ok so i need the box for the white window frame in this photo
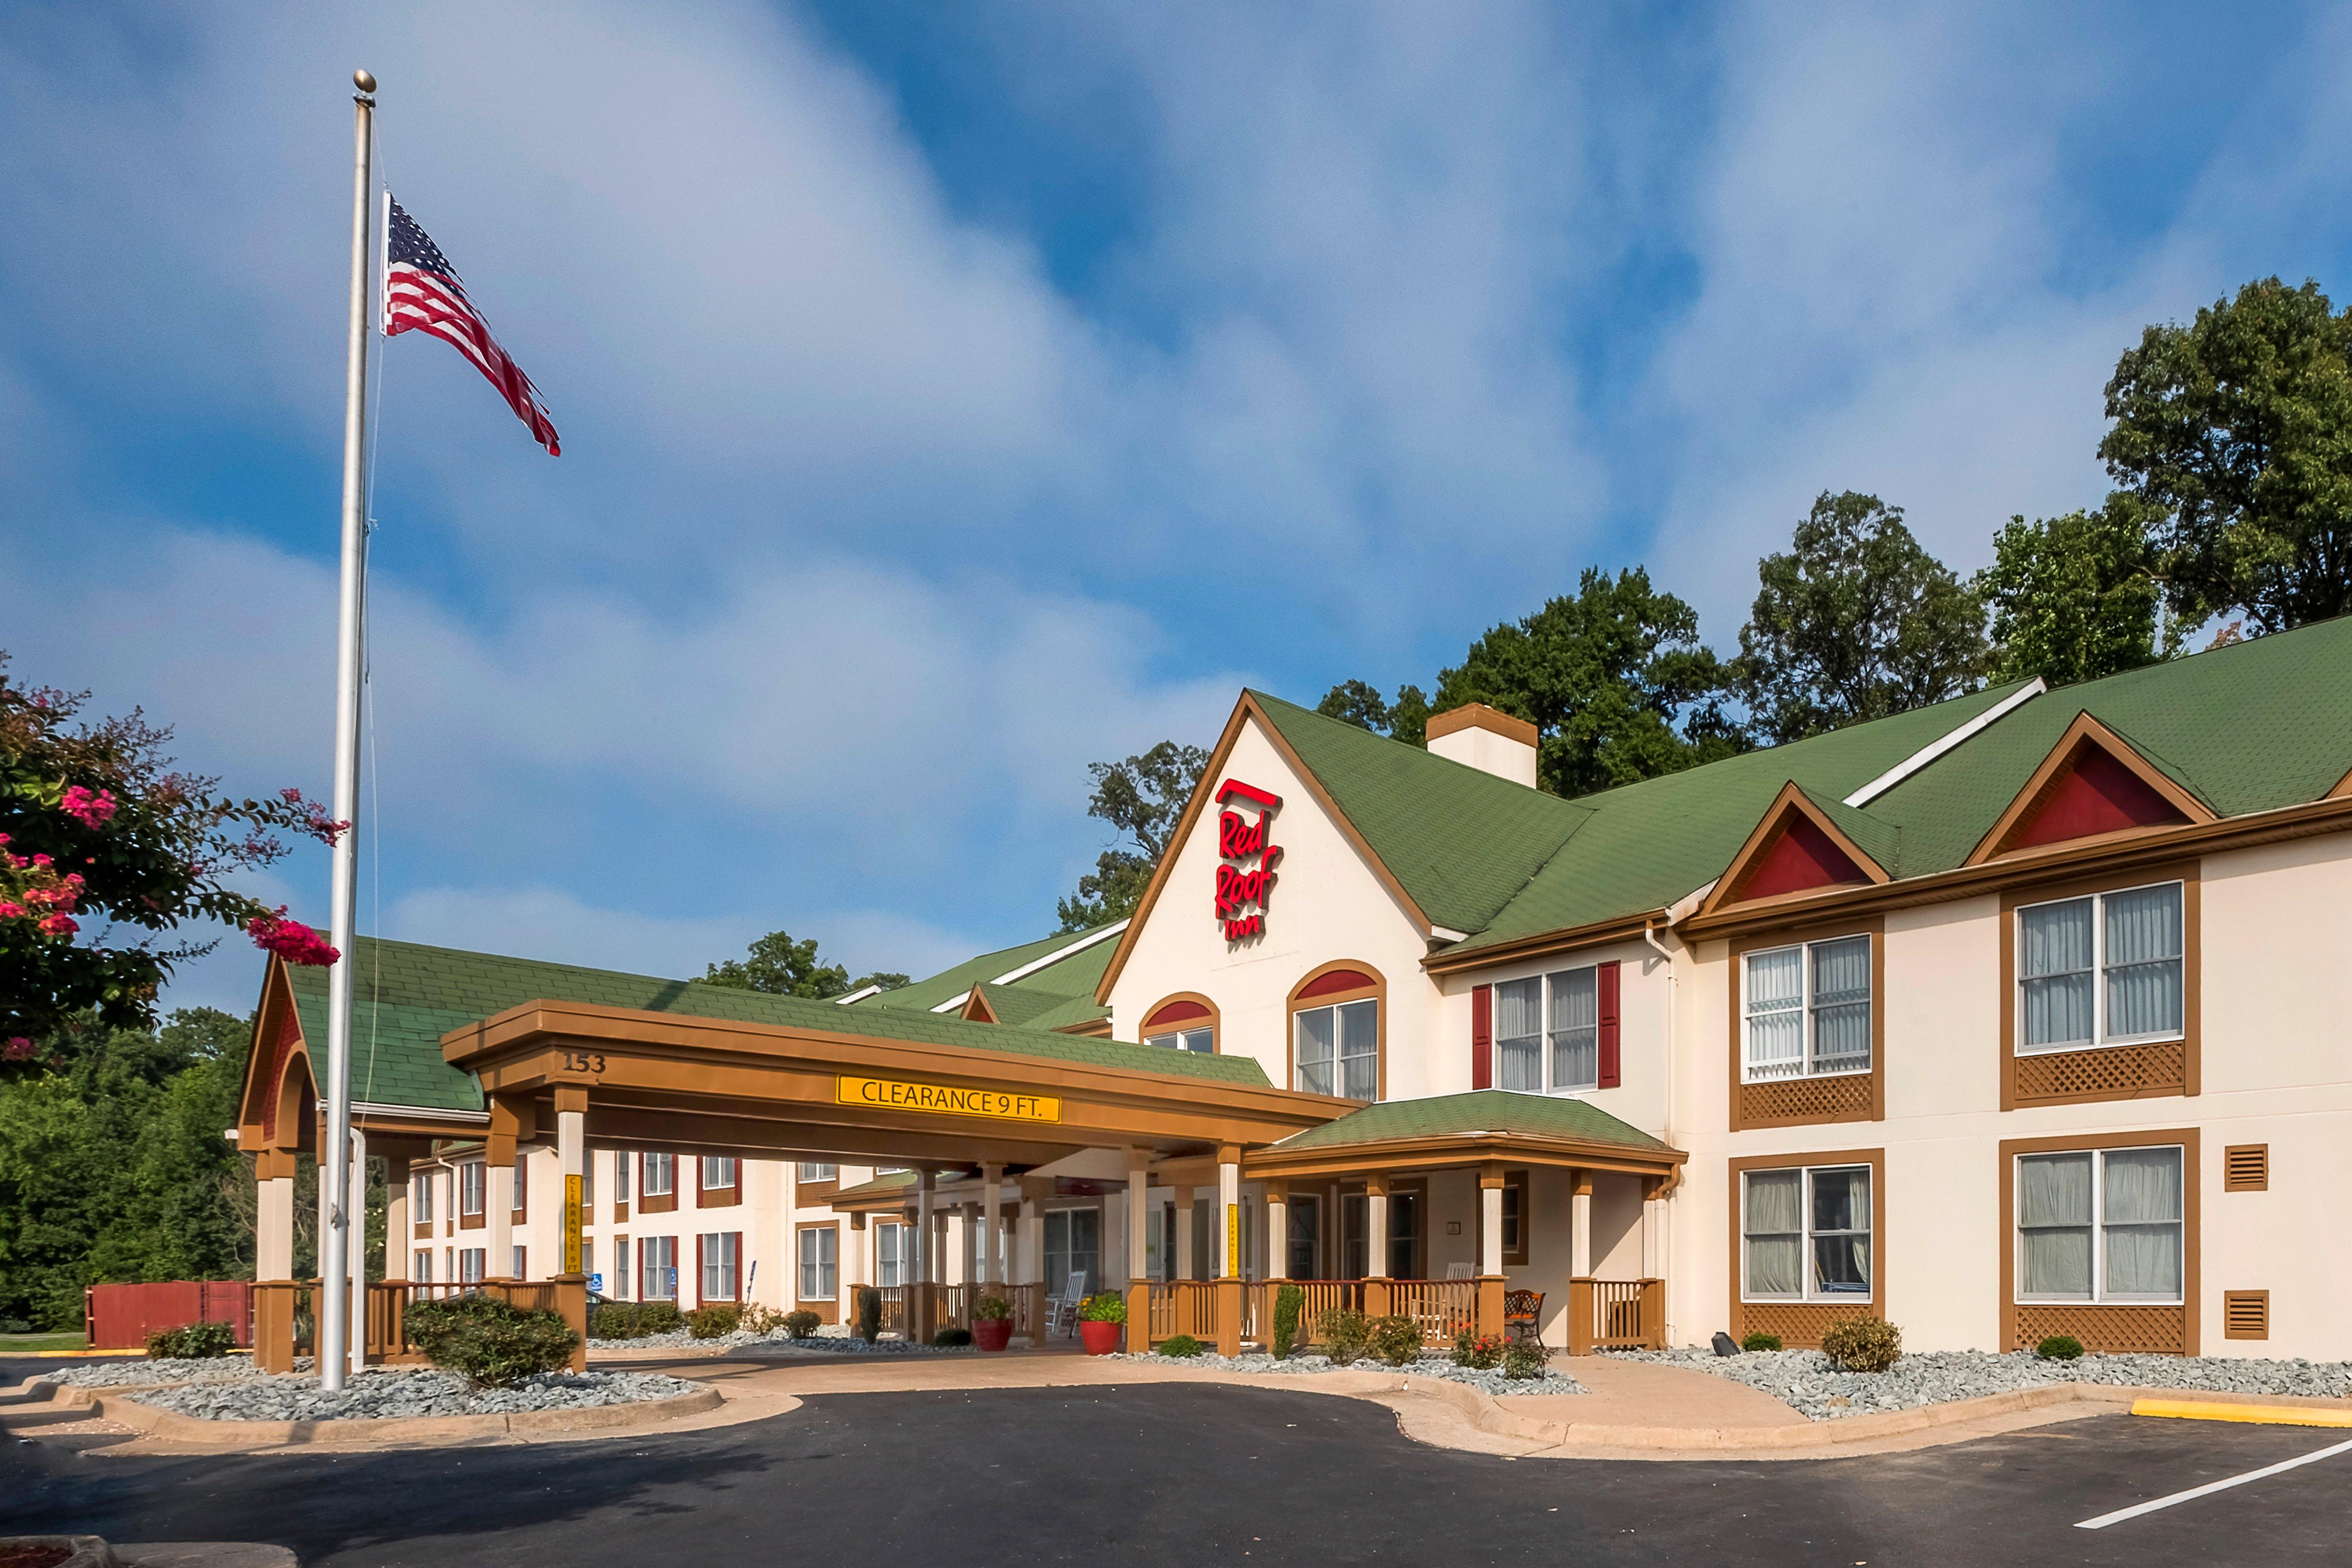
[2014,1145,2185,1305]
[1492,963,1601,1096]
[642,1235,678,1300]
[798,1225,838,1301]
[796,1163,838,1182]
[2014,880,2186,1055]
[510,1244,526,1279]
[643,1152,675,1198]
[412,1249,433,1283]
[613,1234,631,1300]
[458,1247,485,1284]
[700,1156,737,1192]
[1741,934,1873,1083]
[1145,1025,1215,1054]
[875,1221,906,1288]
[614,1151,630,1203]
[1294,997,1378,1100]
[412,1170,436,1225]
[459,1161,485,1217]
[1739,1163,1873,1303]
[701,1232,738,1302]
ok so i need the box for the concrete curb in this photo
[2131,1397,2352,1428]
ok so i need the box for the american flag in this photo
[381,195,560,455]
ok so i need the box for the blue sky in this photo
[5,1,2350,1015]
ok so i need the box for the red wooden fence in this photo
[84,1281,253,1350]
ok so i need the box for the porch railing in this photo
[1147,1281,1221,1343]
[1566,1277,1664,1354]
[875,1285,906,1339]
[1382,1279,1478,1348]
[254,1276,588,1374]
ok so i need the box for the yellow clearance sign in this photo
[836,1075,1063,1123]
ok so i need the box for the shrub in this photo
[1079,1293,1126,1325]
[933,1327,973,1347]
[1452,1331,1504,1370]
[1270,1284,1305,1360]
[405,1294,579,1387]
[146,1321,238,1360]
[1369,1314,1423,1367]
[1316,1308,1369,1366]
[854,1286,881,1343]
[1820,1316,1902,1374]
[588,1302,642,1340]
[2036,1334,2086,1361]
[1740,1331,1784,1353]
[1501,1340,1549,1381]
[782,1310,822,1339]
[633,1300,684,1336]
[972,1294,1013,1321]
[686,1305,740,1339]
[1158,1334,1206,1358]
[738,1303,786,1337]
[2,1317,36,1334]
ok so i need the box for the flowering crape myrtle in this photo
[0,654,346,1069]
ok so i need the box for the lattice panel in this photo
[2013,1041,2184,1105]
[2009,1303,2186,1354]
[1736,1301,1875,1349]
[1739,1072,1872,1128]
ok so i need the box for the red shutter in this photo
[732,1231,744,1302]
[1597,960,1621,1089]
[1471,984,1493,1090]
[694,1234,705,1310]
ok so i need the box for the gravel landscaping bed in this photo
[1109,1349,1586,1397]
[38,1356,279,1390]
[591,1328,971,1355]
[1607,1347,2352,1421]
[126,1366,702,1422]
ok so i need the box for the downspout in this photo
[1643,917,1677,1346]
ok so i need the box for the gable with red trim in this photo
[1705,783,1889,915]
[1971,713,2214,864]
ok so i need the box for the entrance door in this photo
[1288,1195,1321,1279]
[1044,1209,1100,1300]
[1388,1189,1421,1279]
[1341,1194,1368,1280]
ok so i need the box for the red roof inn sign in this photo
[1214,780,1282,942]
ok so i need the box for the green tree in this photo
[2102,277,2352,634]
[1734,492,1988,744]
[1979,496,2166,688]
[1057,741,1209,932]
[1432,567,1744,797]
[701,932,904,1000]
[1314,680,1431,746]
[1,655,344,1068]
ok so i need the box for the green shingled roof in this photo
[1269,1089,1672,1154]
[855,922,1124,1014]
[279,934,1270,1115]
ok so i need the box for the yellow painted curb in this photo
[2131,1397,2352,1428]
[4,1348,155,1359]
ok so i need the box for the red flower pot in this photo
[1079,1319,1123,1356]
[973,1318,1013,1352]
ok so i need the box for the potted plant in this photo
[1077,1292,1126,1355]
[971,1294,1014,1352]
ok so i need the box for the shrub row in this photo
[145,1320,238,1360]
[589,1300,683,1340]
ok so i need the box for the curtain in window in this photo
[2020,900,2094,1047]
[1296,1007,1336,1095]
[1743,1170,1802,1296]
[1495,978,1543,1092]
[1809,937,1871,1073]
[1744,948,1804,1079]
[2018,1152,2093,1297]
[1338,999,1379,1100]
[876,1224,902,1288]
[1809,1167,1871,1293]
[2103,1147,2183,1297]
[1550,967,1599,1089]
[2104,885,2183,1040]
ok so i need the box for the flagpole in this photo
[320,65,377,1393]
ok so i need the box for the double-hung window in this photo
[641,1235,677,1299]
[613,1234,631,1299]
[798,1226,838,1301]
[459,1247,486,1284]
[2017,882,2184,1052]
[643,1152,675,1198]
[1741,1165,1871,1300]
[875,1222,906,1288]
[1296,998,1377,1099]
[413,1249,433,1283]
[1495,966,1599,1093]
[797,1163,838,1182]
[2016,1145,2183,1302]
[1742,935,1871,1081]
[413,1171,436,1225]
[700,1156,737,1194]
[701,1232,738,1301]
[614,1151,630,1205]
[459,1161,485,1218]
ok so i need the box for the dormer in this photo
[1699,783,1892,918]
[1967,713,2213,864]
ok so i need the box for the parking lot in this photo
[5,1372,2349,1566]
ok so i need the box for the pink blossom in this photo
[30,853,51,868]
[0,902,24,919]
[3,1038,34,1063]
[247,908,340,967]
[60,784,117,828]
[38,913,77,936]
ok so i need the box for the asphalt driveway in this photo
[4,1381,2347,1565]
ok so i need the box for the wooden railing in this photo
[1148,1281,1221,1343]
[875,1285,906,1339]
[1566,1277,1664,1355]
[1386,1279,1479,1348]
[254,1276,588,1374]
[1283,1280,1363,1345]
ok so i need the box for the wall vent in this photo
[2223,1145,2269,1192]
[2222,1290,2270,1341]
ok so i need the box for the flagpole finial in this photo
[353,68,377,94]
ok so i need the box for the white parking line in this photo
[2076,1436,2352,1529]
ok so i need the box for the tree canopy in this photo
[1314,680,1431,746]
[701,930,904,999]
[1056,740,1209,932]
[1733,492,1989,745]
[1978,495,2164,688]
[2102,276,2352,635]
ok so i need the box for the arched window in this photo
[1142,994,1220,1054]
[1288,963,1385,1100]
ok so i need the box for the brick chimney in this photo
[1425,703,1538,787]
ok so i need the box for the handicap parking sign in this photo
[588,1273,603,1294]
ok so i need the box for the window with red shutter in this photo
[1597,961,1621,1088]
[1471,984,1492,1090]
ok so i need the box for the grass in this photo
[0,1331,89,1353]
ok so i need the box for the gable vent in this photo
[2223,1145,2269,1192]
[2222,1290,2270,1340]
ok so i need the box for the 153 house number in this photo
[561,1051,608,1074]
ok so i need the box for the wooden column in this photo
[1477,1163,1506,1342]
[1264,1180,1289,1281]
[1126,1149,1149,1289]
[383,1156,410,1283]
[982,1162,1004,1284]
[1570,1169,1593,1278]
